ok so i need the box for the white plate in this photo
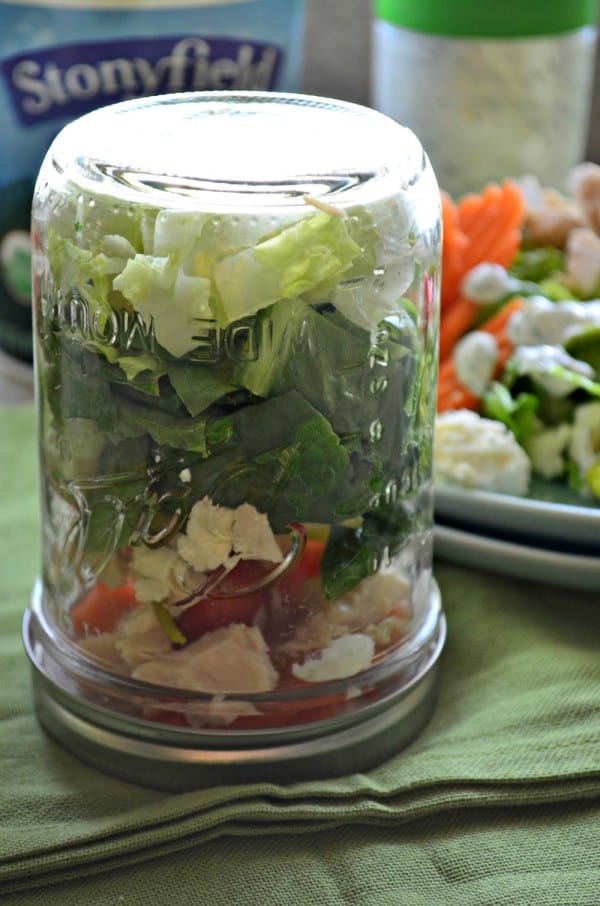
[434,523,600,591]
[435,478,600,550]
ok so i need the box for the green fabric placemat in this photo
[5,803,600,906]
[1,404,599,902]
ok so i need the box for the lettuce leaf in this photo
[482,382,539,445]
[212,212,361,325]
[113,254,212,358]
[166,361,237,417]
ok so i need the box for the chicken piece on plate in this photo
[568,162,600,234]
[565,227,600,296]
[522,186,587,249]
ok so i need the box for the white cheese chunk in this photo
[435,409,531,495]
[292,633,375,683]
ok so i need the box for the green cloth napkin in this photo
[1,404,599,904]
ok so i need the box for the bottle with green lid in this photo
[372,0,599,197]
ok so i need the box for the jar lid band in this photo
[374,0,598,38]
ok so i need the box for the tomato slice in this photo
[176,593,265,640]
[276,538,325,595]
[294,538,325,579]
[176,559,270,641]
[175,541,325,643]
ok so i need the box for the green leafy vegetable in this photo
[113,254,212,357]
[482,382,538,445]
[212,212,361,325]
[185,391,367,530]
[320,501,413,600]
[564,326,600,372]
[236,299,418,451]
[509,246,564,282]
[167,361,237,417]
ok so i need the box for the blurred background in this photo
[302,0,600,162]
[303,0,371,106]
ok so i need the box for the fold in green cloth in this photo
[1,405,599,901]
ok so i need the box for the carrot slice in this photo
[71,580,138,637]
[457,183,504,233]
[439,295,481,362]
[440,190,469,309]
[437,383,480,413]
[484,230,522,268]
[476,295,524,337]
[439,181,526,364]
[440,180,524,310]
[437,297,524,413]
[457,180,525,273]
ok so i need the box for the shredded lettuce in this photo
[212,212,361,325]
[113,254,212,358]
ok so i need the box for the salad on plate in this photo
[434,163,600,506]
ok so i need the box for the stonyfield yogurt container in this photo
[0,0,306,364]
[24,92,446,789]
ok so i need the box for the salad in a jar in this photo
[32,94,442,731]
[434,163,600,503]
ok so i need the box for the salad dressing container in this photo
[24,92,446,789]
[372,0,599,198]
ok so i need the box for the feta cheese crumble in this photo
[130,496,283,610]
[435,409,531,495]
[176,496,282,573]
[292,633,375,682]
[453,330,499,396]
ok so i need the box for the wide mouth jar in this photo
[27,92,444,786]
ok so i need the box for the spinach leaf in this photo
[180,391,369,530]
[235,299,418,451]
[320,501,413,600]
[167,361,237,417]
[113,395,209,453]
[46,339,119,430]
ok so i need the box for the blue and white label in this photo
[2,35,282,126]
[0,0,305,360]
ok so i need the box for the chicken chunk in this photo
[523,187,587,249]
[565,227,600,296]
[131,623,279,694]
[568,162,600,234]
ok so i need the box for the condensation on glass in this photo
[24,92,446,788]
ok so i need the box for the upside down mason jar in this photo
[24,92,446,789]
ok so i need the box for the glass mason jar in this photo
[25,92,446,788]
